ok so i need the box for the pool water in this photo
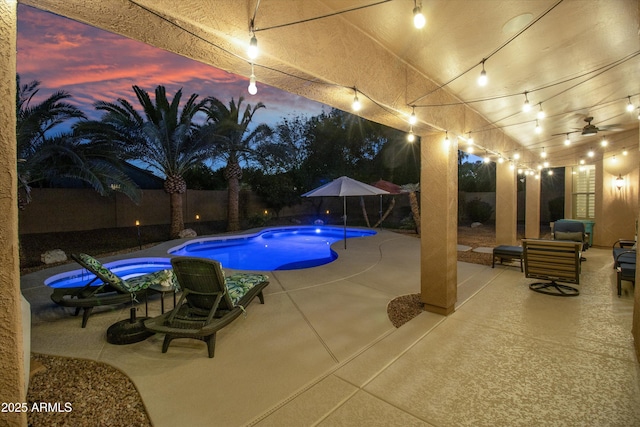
[45,226,376,288]
[168,226,376,270]
[45,257,172,289]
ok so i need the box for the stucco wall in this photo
[0,1,27,425]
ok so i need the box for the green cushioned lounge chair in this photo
[144,256,269,358]
[50,253,176,328]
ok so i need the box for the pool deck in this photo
[20,229,640,426]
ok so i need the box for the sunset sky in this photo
[16,4,327,131]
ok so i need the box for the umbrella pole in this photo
[343,196,347,249]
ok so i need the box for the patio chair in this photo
[553,220,588,261]
[144,257,269,358]
[613,239,636,269]
[523,239,582,297]
[615,250,636,296]
[50,253,174,328]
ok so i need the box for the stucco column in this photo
[495,161,517,245]
[525,174,541,238]
[0,1,26,425]
[420,134,457,315]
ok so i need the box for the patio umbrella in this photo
[302,176,389,248]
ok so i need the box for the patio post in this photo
[495,159,518,245]
[0,2,27,425]
[525,171,541,239]
[420,133,457,315]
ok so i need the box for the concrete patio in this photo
[21,229,640,426]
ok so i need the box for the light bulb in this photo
[467,145,474,154]
[623,148,628,156]
[564,135,571,146]
[478,68,487,86]
[579,159,585,165]
[514,152,520,160]
[247,35,258,60]
[612,155,617,162]
[509,163,515,171]
[540,147,546,158]
[467,135,474,145]
[627,96,634,112]
[537,164,543,170]
[517,168,523,174]
[483,155,490,163]
[543,161,549,168]
[523,93,531,112]
[537,103,546,119]
[444,131,450,145]
[409,108,417,125]
[248,74,257,95]
[600,136,608,147]
[498,156,504,164]
[548,170,554,176]
[352,93,361,111]
[413,6,426,29]
[407,129,415,142]
[535,120,542,134]
[535,174,540,180]
[588,149,595,158]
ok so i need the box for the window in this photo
[572,165,595,219]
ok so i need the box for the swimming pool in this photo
[45,226,376,288]
[45,257,172,289]
[168,226,376,270]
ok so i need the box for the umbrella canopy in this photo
[370,179,403,195]
[302,176,389,197]
[303,176,389,249]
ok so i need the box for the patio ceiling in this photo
[24,0,640,169]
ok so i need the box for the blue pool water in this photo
[168,226,376,270]
[45,226,376,288]
[45,257,172,289]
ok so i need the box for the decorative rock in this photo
[41,249,67,264]
[470,222,483,228]
[178,228,197,238]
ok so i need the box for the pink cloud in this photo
[17,4,325,128]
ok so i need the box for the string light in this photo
[509,162,515,171]
[522,92,531,112]
[483,152,490,163]
[627,96,635,112]
[543,161,549,168]
[467,133,474,145]
[623,148,628,156]
[478,60,488,86]
[540,147,547,158]
[409,107,417,125]
[513,150,520,160]
[600,136,608,147]
[352,89,361,111]
[444,130,450,145]
[548,170,554,176]
[579,159,585,165]
[564,134,571,146]
[535,119,542,134]
[248,63,257,95]
[498,156,504,164]
[587,148,595,158]
[247,22,258,60]
[536,103,546,119]
[517,168,523,174]
[407,127,415,142]
[413,2,426,29]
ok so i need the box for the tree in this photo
[201,96,271,231]
[16,75,140,209]
[80,85,210,238]
[401,183,421,235]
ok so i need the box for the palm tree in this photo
[201,96,271,231]
[401,183,420,235]
[81,85,210,238]
[16,75,140,209]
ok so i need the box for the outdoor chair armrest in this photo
[613,239,636,249]
[616,250,637,266]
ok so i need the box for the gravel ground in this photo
[26,223,541,425]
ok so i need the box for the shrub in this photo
[466,198,493,223]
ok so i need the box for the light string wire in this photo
[408,0,564,106]
[254,0,392,32]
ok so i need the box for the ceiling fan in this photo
[553,116,622,138]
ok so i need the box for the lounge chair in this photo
[51,253,175,328]
[613,239,636,269]
[553,220,588,261]
[523,239,582,296]
[144,257,269,358]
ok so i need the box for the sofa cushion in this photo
[554,231,584,242]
